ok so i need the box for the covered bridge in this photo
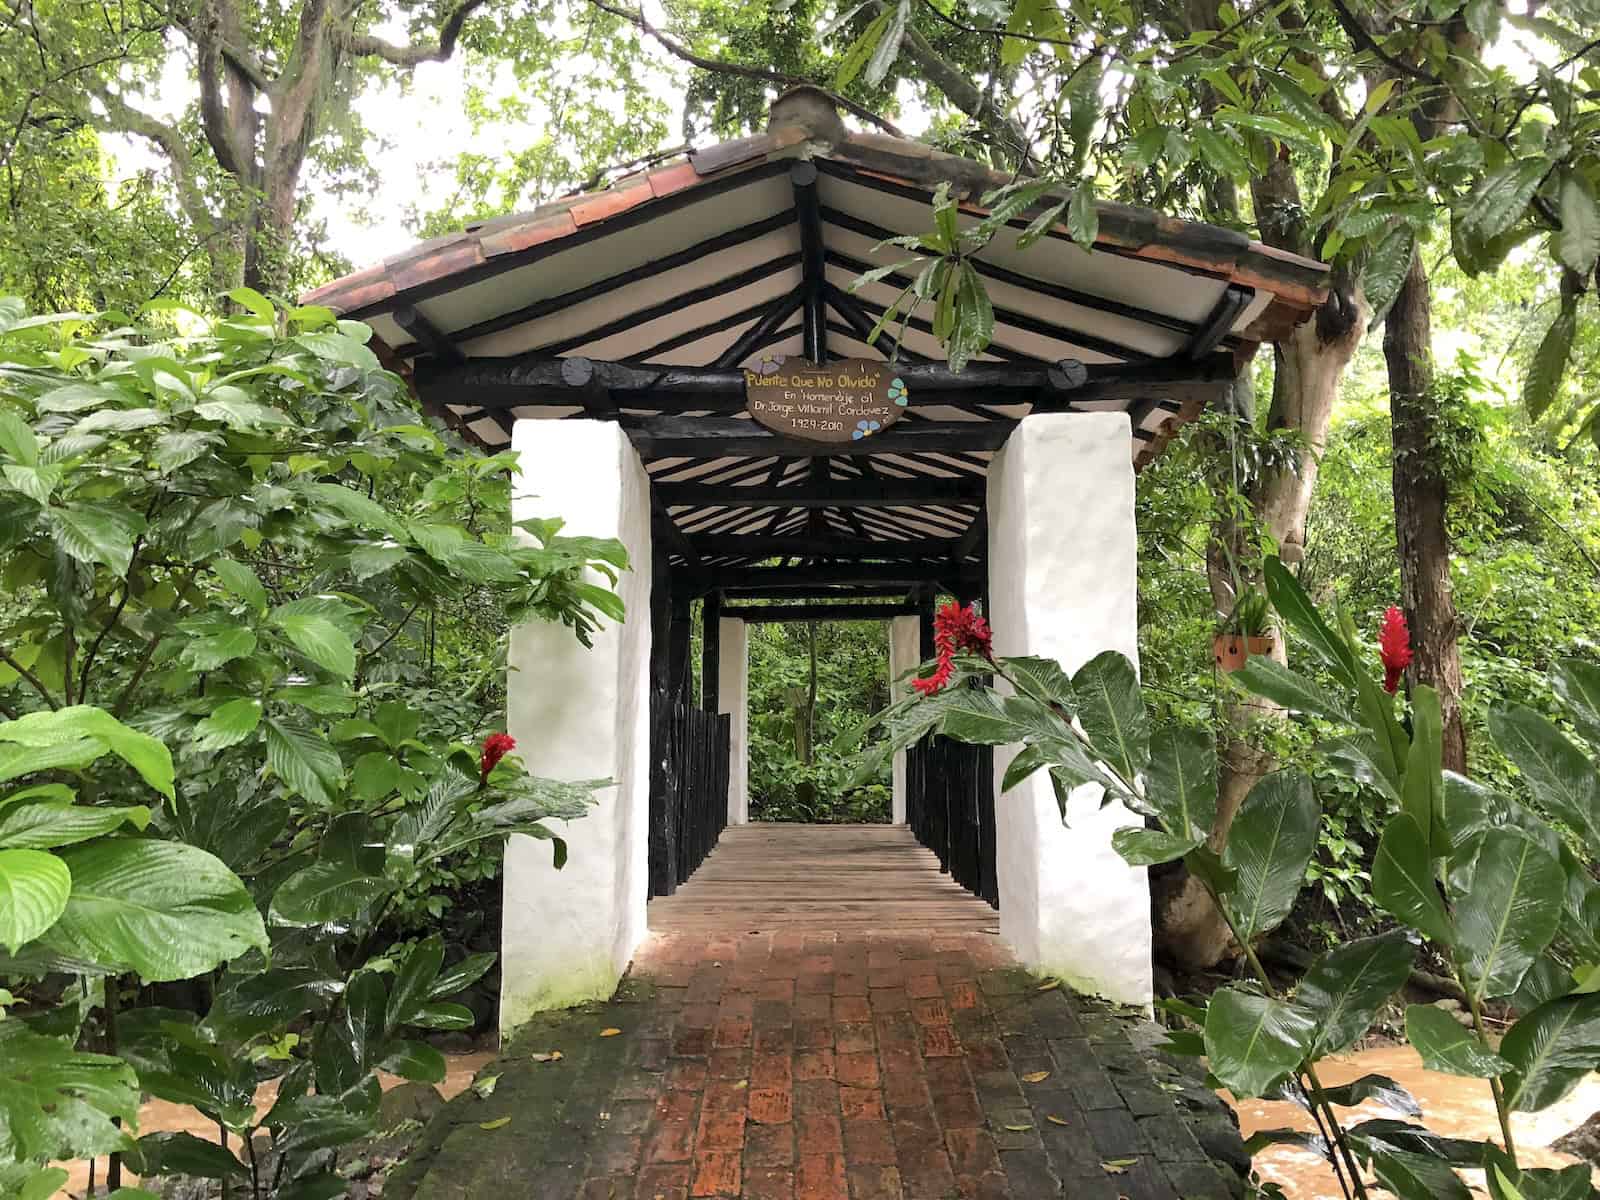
[307,88,1329,1029]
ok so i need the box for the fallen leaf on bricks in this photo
[1036,980,1060,991]
[599,1028,622,1037]
[1046,1115,1070,1126]
[531,1050,563,1063]
[472,1073,500,1097]
[1101,1159,1136,1174]
[1003,1124,1033,1132]
[1020,1070,1051,1084]
[479,1117,511,1130]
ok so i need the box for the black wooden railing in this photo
[649,701,730,897]
[907,735,998,907]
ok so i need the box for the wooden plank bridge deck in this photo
[646,822,1001,936]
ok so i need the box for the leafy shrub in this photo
[0,294,625,1198]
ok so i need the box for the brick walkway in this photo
[388,930,1242,1200]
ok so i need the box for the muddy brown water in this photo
[54,1045,1600,1198]
[1229,1045,1600,1198]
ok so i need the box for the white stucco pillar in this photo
[718,617,749,824]
[986,412,1153,1008]
[887,615,920,825]
[502,420,652,1031]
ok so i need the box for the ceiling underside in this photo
[309,125,1328,588]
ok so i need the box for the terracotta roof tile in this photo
[569,177,653,226]
[647,161,702,200]
[689,133,777,175]
[387,239,486,292]
[479,210,580,258]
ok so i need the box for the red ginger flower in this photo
[1379,606,1412,694]
[912,601,994,696]
[480,732,516,782]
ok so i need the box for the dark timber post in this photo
[668,595,693,706]
[648,542,677,896]
[702,591,721,712]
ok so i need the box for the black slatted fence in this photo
[906,735,998,907]
[649,701,730,897]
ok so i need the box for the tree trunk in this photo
[1385,251,1467,772]
[1153,275,1368,970]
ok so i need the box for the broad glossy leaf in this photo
[0,802,149,849]
[1463,159,1549,239]
[132,1130,246,1180]
[1485,1147,1592,1200]
[1373,814,1454,945]
[1317,1073,1421,1117]
[0,737,105,783]
[44,841,265,981]
[0,1021,139,1160]
[180,627,257,671]
[0,705,174,799]
[1202,987,1315,1097]
[1346,1117,1486,1165]
[1296,930,1415,1057]
[0,848,70,950]
[1456,829,1563,1004]
[999,656,1075,710]
[47,502,143,575]
[1441,771,1502,859]
[271,861,389,926]
[1501,992,1600,1111]
[1262,557,1355,684]
[1224,771,1318,939]
[210,558,267,613]
[387,934,444,1032]
[1406,1004,1511,1078]
[1553,657,1600,750]
[1558,169,1600,276]
[272,612,356,680]
[192,698,263,752]
[1321,734,1402,804]
[264,719,343,807]
[428,951,496,1001]
[1145,727,1216,843]
[1070,651,1148,782]
[1231,656,1354,724]
[377,1039,447,1083]
[1525,302,1576,419]
[1401,686,1445,857]
[1110,826,1201,866]
[1370,1146,1472,1200]
[1488,704,1600,852]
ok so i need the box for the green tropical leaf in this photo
[1373,814,1455,945]
[1488,703,1600,853]
[0,410,38,466]
[1070,651,1148,782]
[192,698,263,752]
[1145,727,1217,843]
[1406,1004,1511,1078]
[1370,1145,1472,1200]
[834,7,891,89]
[1317,1073,1422,1117]
[0,802,150,849]
[0,1021,139,1160]
[44,840,266,981]
[1232,656,1355,724]
[272,612,356,680]
[1111,826,1202,865]
[1557,169,1600,276]
[387,934,445,1032]
[132,1131,246,1180]
[1463,159,1550,239]
[264,719,344,806]
[1203,987,1316,1097]
[377,1039,447,1084]
[1552,657,1600,749]
[48,502,144,576]
[1456,829,1564,1005]
[1296,930,1416,1057]
[1401,686,1445,857]
[271,862,390,926]
[180,627,257,671]
[1067,181,1099,246]
[1500,992,1600,1111]
[0,848,71,951]
[427,951,496,1001]
[1224,771,1318,939]
[0,706,174,799]
[1524,301,1576,419]
[1262,558,1356,685]
[211,558,268,613]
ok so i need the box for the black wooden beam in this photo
[1185,285,1254,360]
[723,602,921,623]
[720,583,912,601]
[624,416,1012,460]
[393,304,464,365]
[952,505,987,563]
[714,287,806,368]
[701,591,721,711]
[653,511,702,567]
[824,283,932,365]
[681,562,977,595]
[688,533,958,559]
[414,351,1229,411]
[793,161,828,364]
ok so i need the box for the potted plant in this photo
[1213,587,1275,672]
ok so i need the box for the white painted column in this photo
[502,420,652,1032]
[986,412,1153,1008]
[887,615,920,825]
[718,617,749,825]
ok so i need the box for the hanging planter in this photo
[1214,588,1276,674]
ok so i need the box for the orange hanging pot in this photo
[1214,633,1276,673]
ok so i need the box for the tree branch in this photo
[0,644,59,710]
[340,0,489,65]
[582,0,907,138]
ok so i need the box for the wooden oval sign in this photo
[743,355,910,443]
